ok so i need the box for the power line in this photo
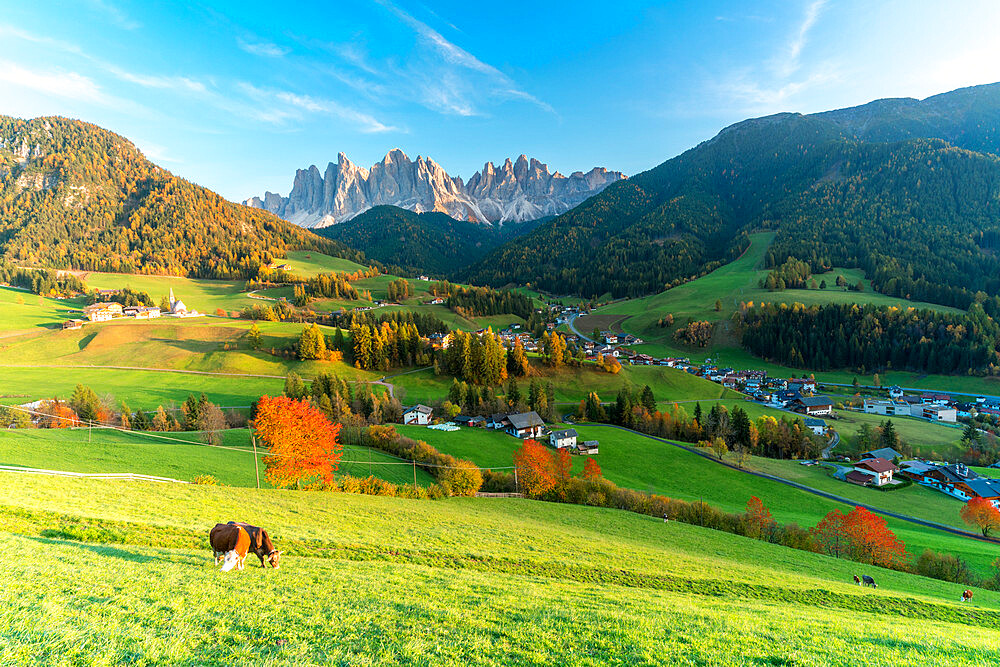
[1,404,517,471]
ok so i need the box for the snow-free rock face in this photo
[245,150,625,227]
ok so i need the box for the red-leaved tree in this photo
[581,458,602,481]
[744,496,775,539]
[554,448,573,486]
[811,506,908,568]
[253,395,343,488]
[960,497,1000,537]
[513,439,557,497]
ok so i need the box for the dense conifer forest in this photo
[737,302,1000,374]
[0,116,363,279]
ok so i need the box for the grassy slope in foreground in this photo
[0,474,998,665]
[397,422,1000,575]
[0,428,433,488]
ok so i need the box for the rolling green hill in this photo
[465,83,1000,313]
[316,205,541,277]
[398,421,1000,576]
[0,473,998,664]
[0,116,363,279]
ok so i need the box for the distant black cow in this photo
[228,521,281,569]
[853,575,861,585]
[862,575,877,588]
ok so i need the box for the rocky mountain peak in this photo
[245,151,625,227]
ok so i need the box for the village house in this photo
[853,457,899,486]
[402,404,433,425]
[900,462,1000,507]
[860,447,902,461]
[804,418,827,436]
[487,413,511,430]
[576,440,599,455]
[550,428,578,449]
[910,403,957,423]
[787,379,817,394]
[863,399,910,416]
[507,411,545,439]
[454,415,485,428]
[792,395,834,416]
[888,386,904,399]
[82,302,124,322]
[62,319,84,330]
[921,393,952,406]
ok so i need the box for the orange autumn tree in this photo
[811,506,908,568]
[39,400,79,428]
[554,448,573,486]
[960,497,1000,537]
[744,496,775,539]
[513,439,557,497]
[253,395,343,488]
[581,458,602,481]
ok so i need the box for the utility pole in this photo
[369,447,372,477]
[514,468,519,494]
[412,459,416,487]
[88,421,92,444]
[251,432,261,490]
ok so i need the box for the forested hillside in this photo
[465,83,1000,304]
[316,205,539,277]
[0,116,362,279]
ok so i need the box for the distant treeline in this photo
[446,286,533,319]
[737,302,1000,374]
[0,263,86,296]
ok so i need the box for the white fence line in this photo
[0,465,189,484]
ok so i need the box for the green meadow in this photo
[0,286,84,333]
[391,362,741,406]
[397,421,1000,577]
[1,474,998,665]
[0,427,433,488]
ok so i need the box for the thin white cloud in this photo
[0,59,106,103]
[85,0,141,30]
[372,0,554,116]
[237,38,290,58]
[778,0,828,77]
[0,23,208,95]
[236,83,398,133]
[712,0,836,115]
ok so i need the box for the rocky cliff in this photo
[245,150,624,227]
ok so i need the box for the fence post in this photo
[514,468,519,493]
[412,459,416,487]
[251,432,261,490]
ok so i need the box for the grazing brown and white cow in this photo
[227,521,282,569]
[853,575,861,585]
[210,523,251,572]
[962,589,974,602]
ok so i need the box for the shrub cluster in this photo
[342,424,484,497]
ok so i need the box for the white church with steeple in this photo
[165,288,201,318]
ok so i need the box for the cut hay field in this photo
[389,362,741,406]
[582,233,985,396]
[830,408,963,457]
[279,250,370,277]
[0,427,433,488]
[0,286,85,333]
[397,422,1000,577]
[1,474,998,665]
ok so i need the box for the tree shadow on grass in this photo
[27,534,205,566]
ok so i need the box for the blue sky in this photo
[3,1,1000,201]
